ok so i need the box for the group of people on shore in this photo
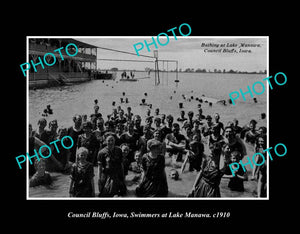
[29,100,267,198]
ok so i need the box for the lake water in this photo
[29,72,267,130]
[28,71,267,198]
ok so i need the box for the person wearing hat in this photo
[77,121,99,165]
[135,139,168,197]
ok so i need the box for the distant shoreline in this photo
[100,69,267,75]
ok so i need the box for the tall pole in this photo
[176,61,179,88]
[95,47,97,72]
[156,58,160,85]
[154,50,159,86]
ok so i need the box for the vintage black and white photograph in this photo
[27,36,268,199]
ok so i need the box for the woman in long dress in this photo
[135,139,168,197]
[97,135,127,197]
[189,144,224,197]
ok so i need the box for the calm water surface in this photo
[29,72,267,129]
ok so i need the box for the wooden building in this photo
[29,38,97,89]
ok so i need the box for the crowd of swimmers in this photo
[29,99,267,198]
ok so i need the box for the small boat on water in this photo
[119,76,150,82]
[120,78,138,82]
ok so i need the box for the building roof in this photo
[29,38,97,62]
[65,38,97,48]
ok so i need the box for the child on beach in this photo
[69,147,95,197]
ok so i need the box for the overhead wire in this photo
[96,46,154,59]
[95,45,178,86]
[97,58,154,63]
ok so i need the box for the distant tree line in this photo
[179,68,267,74]
[109,67,267,74]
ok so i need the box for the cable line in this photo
[96,46,154,59]
[97,58,154,63]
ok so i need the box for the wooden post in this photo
[95,47,97,72]
[176,61,179,88]
[153,50,159,86]
[154,58,160,86]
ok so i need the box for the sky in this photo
[77,37,268,72]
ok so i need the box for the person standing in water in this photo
[135,139,168,197]
[97,135,126,197]
[244,119,259,146]
[189,144,224,197]
[77,121,98,165]
[69,147,95,197]
[67,115,83,163]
